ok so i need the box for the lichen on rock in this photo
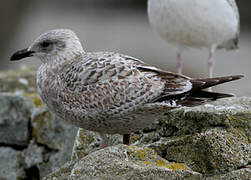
[45,97,251,179]
[69,145,201,180]
[1,68,250,180]
[0,68,78,180]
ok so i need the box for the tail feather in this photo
[176,91,234,107]
[191,75,244,90]
[154,75,243,107]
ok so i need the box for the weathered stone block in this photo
[45,145,202,180]
[0,147,25,180]
[0,94,34,146]
[45,97,251,179]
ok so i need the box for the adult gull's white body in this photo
[148,0,240,77]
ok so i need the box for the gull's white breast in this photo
[148,0,239,48]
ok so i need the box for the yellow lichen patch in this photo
[78,132,95,144]
[23,92,45,108]
[135,149,147,160]
[227,116,233,121]
[156,160,169,168]
[131,135,138,142]
[72,169,81,175]
[156,160,187,171]
[142,161,152,165]
[127,146,152,161]
[31,111,52,143]
[128,145,138,150]
[33,111,50,126]
[167,163,187,171]
[33,97,44,108]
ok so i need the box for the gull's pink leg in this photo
[208,45,217,79]
[176,51,183,74]
[100,133,108,148]
[123,134,131,145]
[208,45,217,91]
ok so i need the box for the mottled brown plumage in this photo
[10,29,243,147]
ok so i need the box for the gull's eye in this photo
[40,41,52,48]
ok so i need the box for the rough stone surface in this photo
[146,97,251,175]
[0,93,78,179]
[157,128,249,175]
[45,97,251,179]
[0,67,37,93]
[1,69,251,180]
[205,168,251,180]
[0,94,34,146]
[41,162,75,180]
[0,69,78,180]
[21,139,44,169]
[0,147,25,180]
[32,108,77,151]
[71,128,122,162]
[32,107,78,177]
[46,145,203,180]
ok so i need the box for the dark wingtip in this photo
[231,75,244,80]
[192,75,244,90]
[10,48,34,61]
[216,93,235,98]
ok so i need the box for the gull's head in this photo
[10,29,83,63]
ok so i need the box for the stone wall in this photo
[0,68,250,179]
[0,68,78,179]
[44,98,251,179]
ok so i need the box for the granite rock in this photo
[45,97,251,179]
[1,69,250,179]
[21,139,44,169]
[0,67,36,93]
[45,145,203,180]
[0,69,78,179]
[157,128,249,175]
[0,147,25,180]
[31,107,78,151]
[0,94,34,146]
[205,168,251,180]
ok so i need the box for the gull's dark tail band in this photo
[155,75,244,107]
[177,75,244,107]
[191,75,244,91]
[176,91,234,107]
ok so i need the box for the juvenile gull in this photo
[10,29,243,147]
[148,0,240,77]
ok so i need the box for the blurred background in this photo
[1,0,251,96]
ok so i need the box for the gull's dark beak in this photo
[10,48,35,61]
